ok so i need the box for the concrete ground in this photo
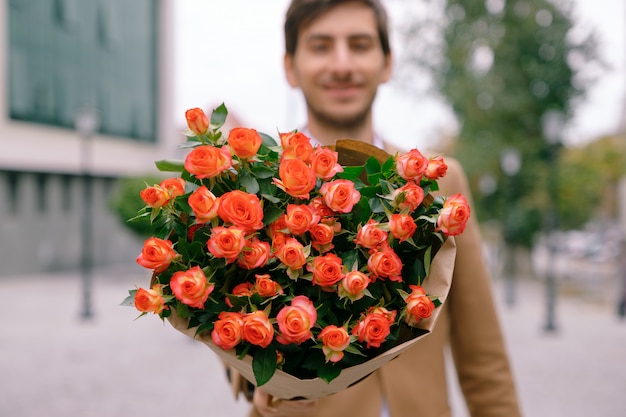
[1,263,625,417]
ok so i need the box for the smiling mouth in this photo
[323,84,362,99]
[324,84,360,90]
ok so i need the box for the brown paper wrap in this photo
[167,236,456,400]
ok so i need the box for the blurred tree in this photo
[392,0,602,246]
[109,175,164,238]
[558,134,626,230]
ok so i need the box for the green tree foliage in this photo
[109,175,164,238]
[557,135,626,230]
[392,0,602,246]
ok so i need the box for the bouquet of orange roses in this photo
[123,104,470,399]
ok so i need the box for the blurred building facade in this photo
[0,0,178,276]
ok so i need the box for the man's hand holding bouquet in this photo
[122,104,470,400]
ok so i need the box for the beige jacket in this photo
[236,150,522,417]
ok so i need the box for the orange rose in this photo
[309,197,334,218]
[136,237,176,272]
[270,232,289,253]
[237,238,271,270]
[228,127,262,159]
[226,282,255,308]
[188,186,220,223]
[134,285,166,314]
[232,282,254,297]
[159,177,186,198]
[352,307,396,348]
[393,181,425,212]
[218,190,264,232]
[367,245,403,282]
[273,158,316,199]
[310,222,335,253]
[254,274,284,298]
[425,156,448,180]
[276,295,317,345]
[140,186,170,208]
[310,147,343,180]
[437,193,471,236]
[388,214,417,243]
[284,204,319,235]
[185,107,209,135]
[318,325,350,363]
[309,253,344,287]
[396,149,428,181]
[338,271,371,301]
[170,266,214,309]
[242,310,274,348]
[184,145,232,179]
[207,226,246,264]
[280,131,313,161]
[211,311,244,350]
[404,285,435,327]
[268,215,289,238]
[319,179,361,213]
[354,220,388,249]
[275,238,307,270]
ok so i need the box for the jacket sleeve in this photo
[439,158,523,416]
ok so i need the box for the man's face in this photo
[284,2,392,129]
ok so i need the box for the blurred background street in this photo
[1,256,624,417]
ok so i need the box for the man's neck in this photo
[305,116,375,147]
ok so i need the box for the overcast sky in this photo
[172,0,625,150]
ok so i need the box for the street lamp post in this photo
[500,149,522,307]
[75,108,100,320]
[542,110,564,333]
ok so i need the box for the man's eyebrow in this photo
[304,33,377,42]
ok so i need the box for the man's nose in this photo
[329,43,354,76]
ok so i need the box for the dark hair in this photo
[284,0,391,56]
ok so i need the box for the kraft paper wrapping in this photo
[167,236,456,400]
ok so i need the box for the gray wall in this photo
[0,170,142,277]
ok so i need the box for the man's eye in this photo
[351,41,373,52]
[309,42,330,52]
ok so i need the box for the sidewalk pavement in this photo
[1,264,625,417]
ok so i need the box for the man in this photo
[234,1,523,416]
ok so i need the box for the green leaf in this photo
[210,103,228,129]
[365,157,381,175]
[263,205,284,226]
[423,245,432,278]
[408,257,426,286]
[379,179,395,195]
[120,290,137,307]
[178,141,202,149]
[366,172,382,186]
[252,347,278,386]
[261,193,280,204]
[176,302,190,318]
[259,132,278,147]
[251,165,276,179]
[340,250,358,273]
[381,157,395,177]
[318,362,342,383]
[337,166,364,180]
[240,172,260,194]
[368,197,385,214]
[155,159,185,173]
